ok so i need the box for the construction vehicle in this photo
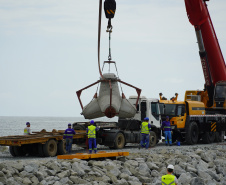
[159,0,226,145]
[73,96,162,149]
[0,130,86,157]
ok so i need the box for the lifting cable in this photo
[97,0,116,80]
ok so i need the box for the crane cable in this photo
[98,0,104,80]
[98,0,116,80]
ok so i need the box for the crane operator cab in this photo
[214,82,226,111]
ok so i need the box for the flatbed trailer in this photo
[0,130,86,157]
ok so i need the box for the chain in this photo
[107,19,113,61]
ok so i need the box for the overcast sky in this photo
[0,0,226,117]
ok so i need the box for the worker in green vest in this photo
[162,164,178,185]
[140,117,151,149]
[86,120,99,154]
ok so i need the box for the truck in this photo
[73,96,163,149]
[158,0,226,144]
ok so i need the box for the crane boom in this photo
[185,0,226,109]
[185,0,226,84]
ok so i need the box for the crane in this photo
[184,0,226,113]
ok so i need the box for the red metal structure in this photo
[185,0,226,109]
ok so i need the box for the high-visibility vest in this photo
[24,127,29,135]
[162,174,176,185]
[141,122,150,134]
[88,125,96,138]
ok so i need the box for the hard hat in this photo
[26,122,30,125]
[167,164,174,170]
[166,116,169,119]
[144,117,149,121]
[68,123,72,126]
[90,120,94,124]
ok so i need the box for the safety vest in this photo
[162,174,176,185]
[141,122,150,134]
[88,125,96,138]
[24,127,29,135]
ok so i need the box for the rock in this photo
[46,169,56,176]
[115,179,129,185]
[39,180,47,185]
[80,163,92,173]
[138,163,150,177]
[22,177,32,185]
[72,162,85,176]
[109,167,121,177]
[36,171,45,181]
[128,181,142,185]
[60,177,69,184]
[57,170,70,178]
[198,170,212,180]
[128,176,140,182]
[190,177,205,185]
[151,170,159,177]
[46,161,61,172]
[106,172,117,183]
[174,165,186,176]
[206,170,220,182]
[201,152,212,163]
[119,173,129,180]
[53,182,62,185]
[121,167,132,176]
[0,172,6,184]
[186,165,197,173]
[137,176,151,183]
[147,162,159,171]
[134,158,145,163]
[124,160,138,168]
[70,176,89,184]
[11,162,24,172]
[31,176,39,185]
[178,173,192,185]
[196,160,208,171]
[0,163,6,171]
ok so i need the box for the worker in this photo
[24,122,31,135]
[161,116,172,146]
[63,123,76,154]
[87,120,99,154]
[140,117,151,149]
[162,164,178,185]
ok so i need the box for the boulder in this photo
[197,170,212,180]
[174,165,186,176]
[146,162,159,171]
[22,177,32,185]
[206,170,220,182]
[57,170,70,178]
[151,170,159,177]
[190,177,205,185]
[71,162,85,176]
[178,173,192,185]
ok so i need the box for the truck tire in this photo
[57,140,66,155]
[185,122,199,145]
[9,146,16,157]
[13,146,26,156]
[202,132,215,144]
[43,139,57,157]
[113,133,125,149]
[214,132,224,142]
[149,131,157,147]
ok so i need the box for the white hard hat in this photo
[167,164,174,170]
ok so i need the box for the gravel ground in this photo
[0,141,226,185]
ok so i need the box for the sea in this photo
[0,116,117,137]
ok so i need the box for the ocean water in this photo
[0,116,88,137]
[0,116,117,137]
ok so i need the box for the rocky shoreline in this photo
[0,144,226,185]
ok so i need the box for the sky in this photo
[0,0,226,117]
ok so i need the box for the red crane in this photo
[185,0,226,111]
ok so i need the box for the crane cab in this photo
[214,82,226,112]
